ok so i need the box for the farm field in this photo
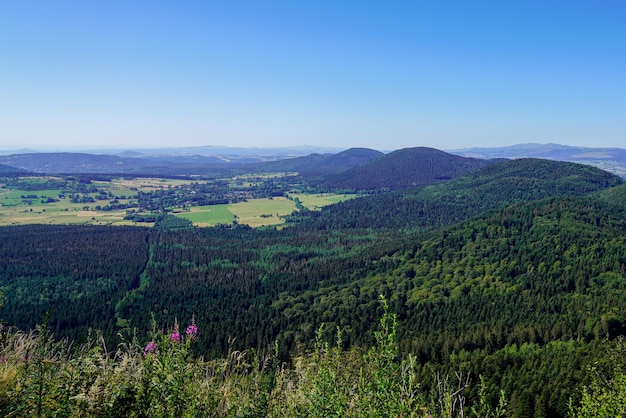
[161,194,358,227]
[0,176,145,226]
[0,176,357,227]
[290,192,357,209]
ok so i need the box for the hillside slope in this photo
[296,158,624,230]
[278,195,626,415]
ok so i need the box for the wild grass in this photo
[0,297,513,417]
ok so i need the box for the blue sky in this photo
[1,1,625,151]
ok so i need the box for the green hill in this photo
[322,146,494,191]
[297,158,624,230]
[276,195,626,415]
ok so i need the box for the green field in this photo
[0,203,134,226]
[0,177,357,227]
[175,198,293,227]
[290,193,357,209]
[174,204,235,226]
[175,195,358,227]
[230,197,296,227]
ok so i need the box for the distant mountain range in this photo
[450,142,626,160]
[0,148,385,179]
[0,147,497,192]
[450,143,626,177]
[1,144,625,188]
[0,145,344,158]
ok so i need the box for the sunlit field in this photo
[0,177,358,227]
[290,193,357,209]
[174,204,235,227]
[230,197,295,227]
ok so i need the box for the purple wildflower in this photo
[144,340,157,355]
[186,323,198,338]
[186,314,198,339]
[171,318,180,343]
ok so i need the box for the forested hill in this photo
[321,146,495,191]
[294,158,624,230]
[276,195,626,415]
[596,182,626,204]
[255,147,384,176]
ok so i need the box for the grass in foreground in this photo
[0,297,522,417]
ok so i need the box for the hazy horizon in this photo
[2,1,625,151]
[4,142,625,159]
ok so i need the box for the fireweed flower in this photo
[186,322,198,339]
[171,318,181,343]
[144,340,157,355]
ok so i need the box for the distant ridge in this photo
[0,147,372,176]
[0,152,148,174]
[0,152,255,175]
[255,147,384,176]
[451,143,626,159]
[450,143,626,178]
[300,148,384,176]
[0,148,40,156]
[0,163,25,174]
[6,145,346,158]
[322,147,494,191]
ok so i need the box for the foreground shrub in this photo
[569,338,626,418]
[271,297,429,417]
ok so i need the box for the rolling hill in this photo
[0,148,383,178]
[322,146,496,191]
[296,158,624,230]
[246,147,384,176]
[278,194,626,415]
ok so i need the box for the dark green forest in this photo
[2,158,626,416]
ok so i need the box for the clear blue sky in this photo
[1,1,625,151]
